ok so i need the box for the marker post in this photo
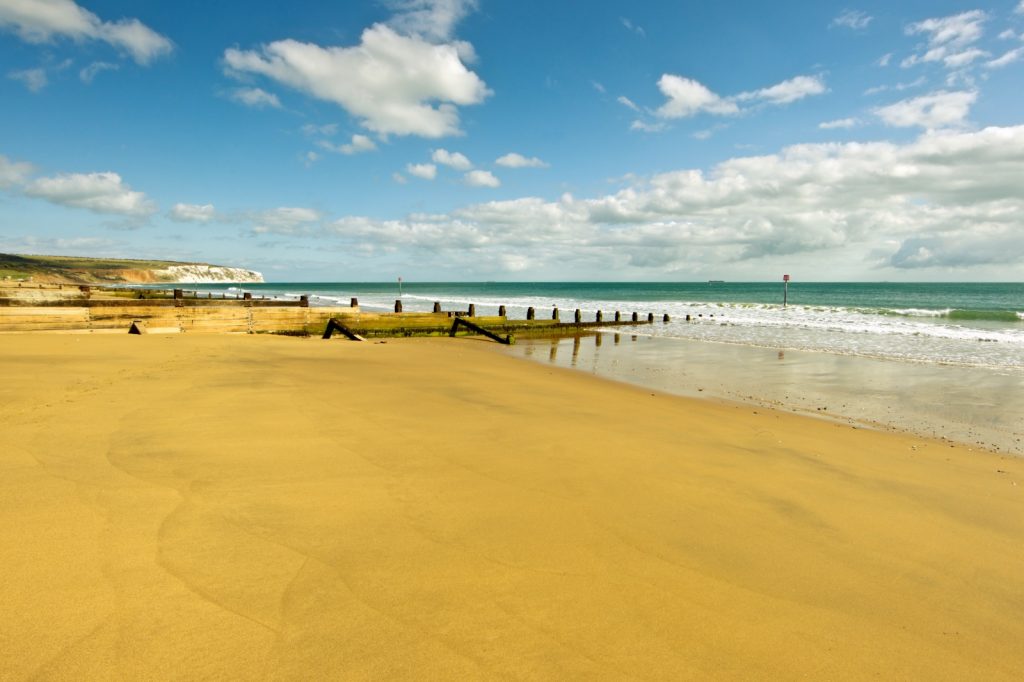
[783,274,790,308]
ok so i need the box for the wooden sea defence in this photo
[0,284,668,338]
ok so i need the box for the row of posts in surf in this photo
[380,297,671,324]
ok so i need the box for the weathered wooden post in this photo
[596,310,603,323]
[552,307,559,320]
[468,303,476,317]
[686,314,691,321]
[527,307,535,320]
[615,311,621,322]
[394,299,403,313]
[173,289,183,299]
[299,295,309,307]
[664,314,670,322]
[207,293,212,299]
[574,309,582,323]
[648,313,654,323]
[632,312,638,322]
[498,305,506,317]
[243,292,252,301]
[350,297,358,307]
[433,301,442,313]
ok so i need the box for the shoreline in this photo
[504,332,1024,456]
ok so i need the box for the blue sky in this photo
[1,0,1023,281]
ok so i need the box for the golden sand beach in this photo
[1,333,1022,679]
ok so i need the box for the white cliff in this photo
[153,264,264,283]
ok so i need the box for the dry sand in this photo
[1,334,1022,680]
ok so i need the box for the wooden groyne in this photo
[0,284,669,338]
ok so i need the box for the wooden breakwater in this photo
[0,284,668,338]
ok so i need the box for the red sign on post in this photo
[783,274,790,282]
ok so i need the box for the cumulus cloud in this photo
[252,207,321,235]
[464,169,499,187]
[0,0,172,64]
[7,67,47,92]
[819,118,860,130]
[319,134,377,155]
[406,162,437,180]
[308,126,1024,275]
[831,10,872,30]
[0,154,33,187]
[873,90,976,129]
[652,73,825,122]
[169,203,216,223]
[495,153,548,168]
[223,24,490,138]
[654,75,739,118]
[432,148,472,170]
[229,87,282,109]
[24,171,156,216]
[385,0,478,43]
[902,11,988,69]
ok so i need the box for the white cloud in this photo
[631,120,668,133]
[320,134,378,155]
[79,60,118,83]
[314,126,1024,275]
[385,0,478,43]
[7,67,47,92]
[652,73,825,122]
[301,123,338,136]
[406,162,437,179]
[223,24,490,138]
[1017,1,1024,15]
[902,11,988,69]
[878,52,893,67]
[432,148,472,170]
[737,75,827,105]
[617,95,640,112]
[24,171,156,216]
[873,90,976,129]
[591,80,606,94]
[941,48,990,69]
[997,29,1017,40]
[0,0,172,65]
[986,47,1023,68]
[864,76,926,95]
[169,203,216,223]
[654,75,739,118]
[252,207,321,235]
[464,169,500,187]
[0,154,33,188]
[831,10,872,30]
[392,172,408,184]
[819,117,860,130]
[230,87,282,109]
[495,153,548,168]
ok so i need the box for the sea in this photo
[182,281,1024,453]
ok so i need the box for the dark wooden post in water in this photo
[433,301,442,313]
[173,289,183,299]
[527,307,535,320]
[498,305,506,317]
[663,314,670,322]
[648,313,654,323]
[394,299,403,313]
[632,312,639,322]
[300,295,309,307]
[243,292,252,301]
[468,303,476,317]
[552,307,559,321]
[596,310,603,323]
[574,309,582,323]
[350,297,358,307]
[615,311,621,322]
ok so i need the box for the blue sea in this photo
[186,281,1024,373]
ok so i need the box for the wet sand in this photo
[1,334,1022,679]
[511,333,1024,455]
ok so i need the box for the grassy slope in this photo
[0,253,208,283]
